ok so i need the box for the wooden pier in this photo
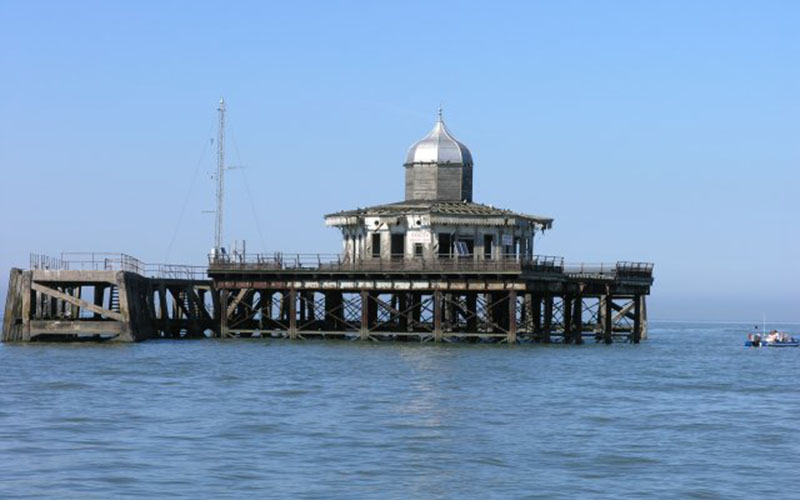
[3,110,655,344]
[3,254,215,342]
[209,254,652,344]
[3,253,652,344]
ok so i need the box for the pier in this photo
[2,106,654,344]
[3,252,652,344]
[210,253,652,344]
[3,254,213,342]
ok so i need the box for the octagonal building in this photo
[325,111,553,263]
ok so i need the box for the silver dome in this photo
[404,111,473,166]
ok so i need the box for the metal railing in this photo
[563,262,617,277]
[28,251,653,281]
[615,261,655,278]
[210,252,563,274]
[29,253,208,280]
[209,252,654,280]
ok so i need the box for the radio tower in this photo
[214,98,226,255]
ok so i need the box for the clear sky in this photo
[1,1,798,322]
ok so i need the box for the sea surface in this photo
[0,321,798,499]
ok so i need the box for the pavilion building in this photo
[324,111,553,263]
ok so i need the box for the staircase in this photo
[110,286,120,312]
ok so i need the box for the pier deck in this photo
[3,252,652,344]
[209,254,653,344]
[3,254,214,342]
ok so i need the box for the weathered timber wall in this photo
[2,269,215,343]
[2,268,25,341]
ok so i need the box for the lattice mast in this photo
[214,98,226,252]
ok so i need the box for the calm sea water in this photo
[0,321,798,499]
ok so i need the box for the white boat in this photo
[745,331,798,347]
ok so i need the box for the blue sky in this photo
[1,1,798,321]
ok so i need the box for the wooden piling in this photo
[603,291,613,344]
[563,295,573,343]
[572,294,583,345]
[507,290,517,344]
[288,289,297,339]
[632,294,642,344]
[360,290,369,340]
[433,290,443,342]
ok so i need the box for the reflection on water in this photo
[0,322,798,499]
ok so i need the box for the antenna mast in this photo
[214,98,226,252]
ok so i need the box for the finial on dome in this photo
[437,105,443,122]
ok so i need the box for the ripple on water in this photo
[0,322,798,499]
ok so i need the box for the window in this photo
[371,233,381,258]
[438,233,452,258]
[484,235,493,259]
[462,238,474,256]
[391,233,405,260]
[414,243,423,258]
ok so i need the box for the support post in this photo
[466,292,477,332]
[398,292,409,331]
[562,295,572,343]
[219,289,229,338]
[641,296,648,340]
[159,284,169,336]
[21,272,32,341]
[603,291,613,344]
[360,290,369,340]
[92,285,106,319]
[523,293,533,333]
[433,290,443,342]
[573,294,584,345]
[507,290,517,344]
[305,291,315,321]
[411,292,421,326]
[632,294,642,344]
[288,289,297,339]
[540,296,553,343]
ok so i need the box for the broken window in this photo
[391,233,405,260]
[484,234,493,259]
[454,241,470,257]
[371,233,381,258]
[438,233,452,258]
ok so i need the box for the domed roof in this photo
[404,110,473,166]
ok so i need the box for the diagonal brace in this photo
[31,282,123,322]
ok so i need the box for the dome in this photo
[404,110,473,166]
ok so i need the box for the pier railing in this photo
[208,252,654,279]
[208,252,564,274]
[29,253,208,280]
[28,252,654,281]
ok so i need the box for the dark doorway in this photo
[371,233,381,258]
[484,235,493,259]
[391,234,405,259]
[438,233,452,258]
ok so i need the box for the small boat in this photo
[765,338,800,348]
[745,331,799,347]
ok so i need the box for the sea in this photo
[0,321,798,499]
